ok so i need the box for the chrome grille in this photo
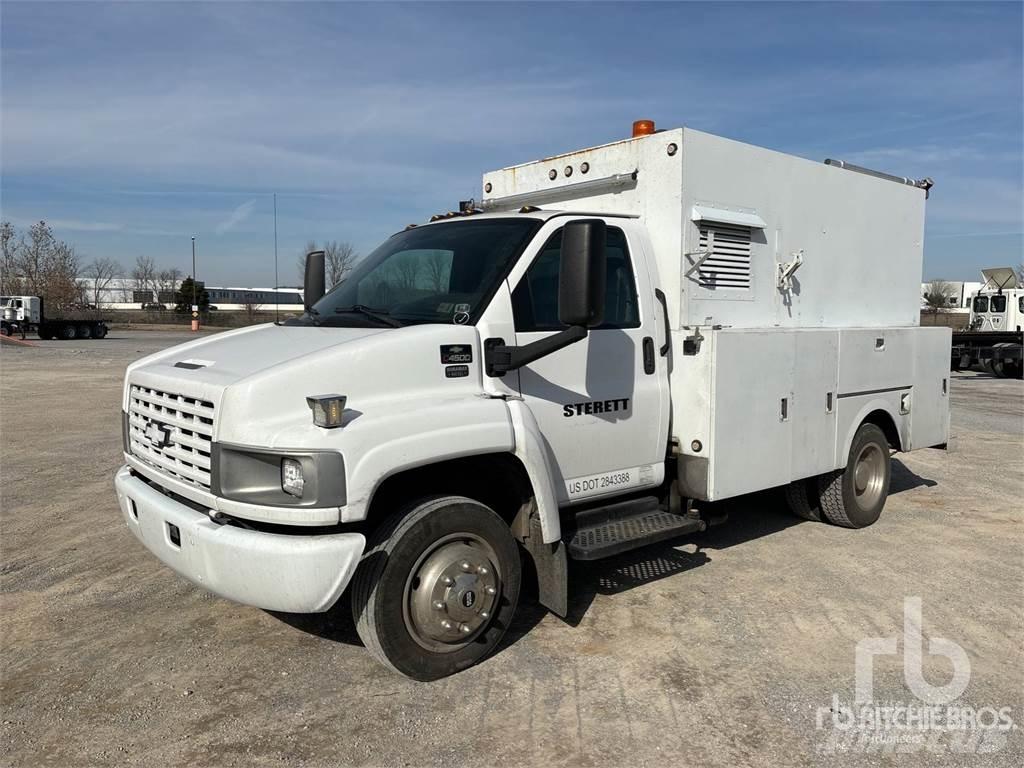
[128,384,214,491]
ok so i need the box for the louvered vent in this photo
[697,223,752,290]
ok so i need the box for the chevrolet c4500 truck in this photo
[115,121,950,679]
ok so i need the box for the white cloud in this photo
[215,199,256,234]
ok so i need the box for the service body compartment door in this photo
[790,330,839,479]
[709,329,793,498]
[910,328,951,449]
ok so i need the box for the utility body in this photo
[115,123,950,679]
[1,295,109,340]
[951,267,1023,378]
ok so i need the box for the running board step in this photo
[566,496,705,561]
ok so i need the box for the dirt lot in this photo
[2,331,1022,767]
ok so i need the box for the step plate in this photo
[568,511,703,561]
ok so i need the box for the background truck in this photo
[951,267,1023,378]
[114,121,950,680]
[0,295,109,340]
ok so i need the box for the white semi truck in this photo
[115,122,951,679]
[951,267,1023,378]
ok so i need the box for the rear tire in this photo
[92,323,107,339]
[0,325,10,337]
[784,478,822,522]
[351,495,521,681]
[818,423,891,528]
[58,324,76,340]
[76,324,92,339]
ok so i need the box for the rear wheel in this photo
[57,324,76,340]
[0,325,10,337]
[818,423,891,528]
[92,323,108,339]
[76,324,92,339]
[784,478,822,522]
[351,495,521,680]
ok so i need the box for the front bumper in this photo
[115,466,364,613]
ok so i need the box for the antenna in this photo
[274,192,279,322]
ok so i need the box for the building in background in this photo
[75,278,304,311]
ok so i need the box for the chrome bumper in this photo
[115,466,364,613]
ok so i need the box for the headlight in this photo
[281,458,305,498]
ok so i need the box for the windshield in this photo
[301,218,540,327]
[990,294,1006,313]
[973,295,989,313]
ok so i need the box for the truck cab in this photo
[115,123,951,679]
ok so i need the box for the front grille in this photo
[128,384,215,491]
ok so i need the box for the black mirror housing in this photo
[558,220,607,328]
[304,250,326,311]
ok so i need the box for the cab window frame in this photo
[511,224,641,333]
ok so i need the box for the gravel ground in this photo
[2,331,1022,767]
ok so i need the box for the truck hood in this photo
[125,323,388,390]
[123,322,486,447]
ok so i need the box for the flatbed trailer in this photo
[0,296,109,340]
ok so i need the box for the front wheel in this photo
[351,495,521,680]
[818,423,891,528]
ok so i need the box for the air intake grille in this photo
[698,223,752,290]
[128,385,214,491]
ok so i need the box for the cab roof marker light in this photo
[307,394,347,429]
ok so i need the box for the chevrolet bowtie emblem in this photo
[145,421,171,448]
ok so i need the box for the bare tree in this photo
[297,240,357,288]
[424,250,449,292]
[1,221,80,309]
[324,241,357,288]
[157,268,182,304]
[393,253,421,290]
[922,280,956,313]
[241,292,261,324]
[83,257,122,308]
[132,255,157,301]
[296,240,318,283]
[0,221,22,295]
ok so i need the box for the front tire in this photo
[351,495,521,680]
[818,423,891,528]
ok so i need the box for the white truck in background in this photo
[952,267,1023,378]
[1,295,109,340]
[115,121,950,680]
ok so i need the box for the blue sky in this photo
[2,2,1021,286]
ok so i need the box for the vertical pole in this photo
[274,193,279,322]
[191,236,198,331]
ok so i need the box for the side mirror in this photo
[558,220,606,328]
[304,250,326,311]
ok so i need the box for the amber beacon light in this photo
[632,119,656,137]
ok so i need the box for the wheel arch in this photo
[839,400,905,463]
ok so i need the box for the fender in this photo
[838,396,906,463]
[507,399,562,543]
[342,396,516,523]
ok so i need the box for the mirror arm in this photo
[485,325,588,377]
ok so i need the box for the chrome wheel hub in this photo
[853,443,886,510]
[405,536,500,651]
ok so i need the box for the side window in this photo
[512,226,640,331]
[990,294,1006,313]
[973,295,988,313]
[1019,296,1023,314]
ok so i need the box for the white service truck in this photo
[115,122,951,680]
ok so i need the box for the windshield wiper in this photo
[334,304,403,328]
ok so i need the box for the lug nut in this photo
[441,620,453,630]
[460,561,473,571]
[478,566,489,576]
[480,611,489,619]
[459,624,471,634]
[485,586,496,595]
[433,601,444,610]
[441,576,453,585]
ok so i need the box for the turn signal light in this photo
[632,119,656,137]
[306,394,347,428]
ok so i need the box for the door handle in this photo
[654,289,671,356]
[643,337,656,374]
